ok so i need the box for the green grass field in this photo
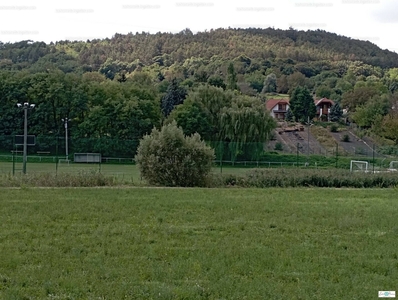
[1,188,397,299]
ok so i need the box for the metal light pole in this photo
[62,117,71,159]
[17,102,35,174]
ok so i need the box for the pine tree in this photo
[285,108,294,122]
[161,78,187,117]
[289,86,316,123]
[329,102,343,122]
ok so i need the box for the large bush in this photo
[135,121,215,186]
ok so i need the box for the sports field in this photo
[1,188,397,299]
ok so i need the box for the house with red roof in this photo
[266,99,290,120]
[314,98,334,121]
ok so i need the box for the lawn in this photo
[0,188,397,299]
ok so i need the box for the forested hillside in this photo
[1,28,398,158]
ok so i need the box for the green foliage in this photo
[329,102,343,122]
[285,108,294,122]
[330,124,339,133]
[180,84,234,140]
[135,121,214,186]
[274,142,283,151]
[207,75,226,90]
[289,86,316,122]
[222,168,398,188]
[381,112,398,144]
[261,73,277,93]
[226,62,238,91]
[385,68,398,93]
[287,72,309,94]
[168,99,212,139]
[160,78,187,117]
[351,95,390,128]
[244,71,265,93]
[220,96,276,161]
[316,85,332,98]
[342,134,350,142]
[2,28,398,157]
[341,86,379,112]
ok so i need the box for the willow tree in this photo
[220,95,276,161]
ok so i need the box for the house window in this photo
[278,104,287,111]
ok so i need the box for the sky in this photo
[0,0,397,52]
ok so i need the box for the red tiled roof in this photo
[314,98,334,106]
[266,99,289,111]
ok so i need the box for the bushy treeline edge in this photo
[210,169,398,188]
[1,168,397,188]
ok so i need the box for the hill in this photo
[1,28,398,74]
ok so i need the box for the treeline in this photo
[0,69,275,158]
[1,28,398,155]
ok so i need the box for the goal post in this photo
[350,160,368,172]
[389,161,398,170]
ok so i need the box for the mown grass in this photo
[1,188,397,299]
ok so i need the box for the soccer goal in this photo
[389,161,398,170]
[350,160,369,172]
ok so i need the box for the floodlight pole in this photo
[62,117,71,159]
[307,116,310,167]
[17,102,35,174]
[23,106,28,174]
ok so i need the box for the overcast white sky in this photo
[0,0,397,52]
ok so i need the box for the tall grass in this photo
[210,168,398,188]
[0,170,115,187]
[1,168,398,188]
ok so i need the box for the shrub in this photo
[135,121,215,187]
[342,134,350,142]
[330,124,338,132]
[274,142,283,151]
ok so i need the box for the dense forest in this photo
[1,27,398,158]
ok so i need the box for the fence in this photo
[1,135,398,174]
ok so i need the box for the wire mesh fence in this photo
[1,135,398,175]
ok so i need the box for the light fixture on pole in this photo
[17,102,35,174]
[61,117,71,159]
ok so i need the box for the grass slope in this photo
[1,188,397,299]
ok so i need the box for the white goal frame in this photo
[389,161,398,170]
[350,160,368,172]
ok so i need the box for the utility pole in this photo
[17,102,35,174]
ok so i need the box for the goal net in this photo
[389,161,398,170]
[350,160,369,172]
